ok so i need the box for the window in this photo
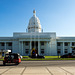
[25,42,29,46]
[1,43,4,46]
[57,49,61,54]
[41,42,44,46]
[41,49,44,54]
[57,51,61,54]
[36,27,38,28]
[8,43,12,46]
[72,49,75,54]
[72,47,75,50]
[72,42,75,46]
[28,28,30,29]
[72,51,74,53]
[64,49,68,53]
[64,42,68,46]
[65,51,67,53]
[25,49,29,54]
[65,49,67,50]
[57,43,61,46]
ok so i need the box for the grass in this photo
[22,56,59,58]
[21,56,75,61]
[21,58,75,61]
[45,56,60,58]
[0,56,75,61]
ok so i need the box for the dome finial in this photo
[33,9,36,16]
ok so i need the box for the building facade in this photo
[0,10,75,56]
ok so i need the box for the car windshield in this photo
[5,54,19,59]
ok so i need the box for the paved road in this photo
[0,60,75,75]
[0,60,75,67]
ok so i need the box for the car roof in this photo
[5,53,20,55]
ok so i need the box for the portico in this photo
[18,39,50,56]
[19,41,40,55]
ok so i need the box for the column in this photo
[38,41,40,55]
[5,42,6,50]
[22,41,23,55]
[70,42,72,53]
[34,41,36,49]
[46,41,48,55]
[19,41,21,54]
[30,41,32,54]
[63,42,64,55]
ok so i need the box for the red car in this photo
[3,53,21,65]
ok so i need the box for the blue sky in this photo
[0,0,75,37]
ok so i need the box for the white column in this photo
[5,42,6,50]
[30,41,32,50]
[19,41,21,54]
[63,42,64,55]
[34,41,36,49]
[38,41,40,55]
[22,41,23,55]
[70,42,72,53]
[30,41,32,54]
[18,41,20,54]
[46,41,48,55]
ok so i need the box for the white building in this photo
[0,10,75,56]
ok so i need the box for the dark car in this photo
[61,53,75,58]
[29,54,45,58]
[3,53,21,65]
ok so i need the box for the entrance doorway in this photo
[32,41,38,54]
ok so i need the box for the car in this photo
[60,53,75,58]
[20,55,23,59]
[37,55,45,58]
[29,54,45,58]
[3,53,21,65]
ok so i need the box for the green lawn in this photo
[45,56,60,58]
[21,58,75,61]
[22,56,59,58]
[21,56,75,61]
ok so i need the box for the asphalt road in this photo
[0,60,75,67]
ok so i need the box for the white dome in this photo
[28,10,42,33]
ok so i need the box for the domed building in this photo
[0,10,75,56]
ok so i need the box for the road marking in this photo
[46,67,53,75]
[60,67,73,75]
[21,67,26,75]
[0,68,11,75]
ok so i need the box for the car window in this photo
[14,54,18,59]
[11,55,14,59]
[5,54,9,57]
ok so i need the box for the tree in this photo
[71,46,75,54]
